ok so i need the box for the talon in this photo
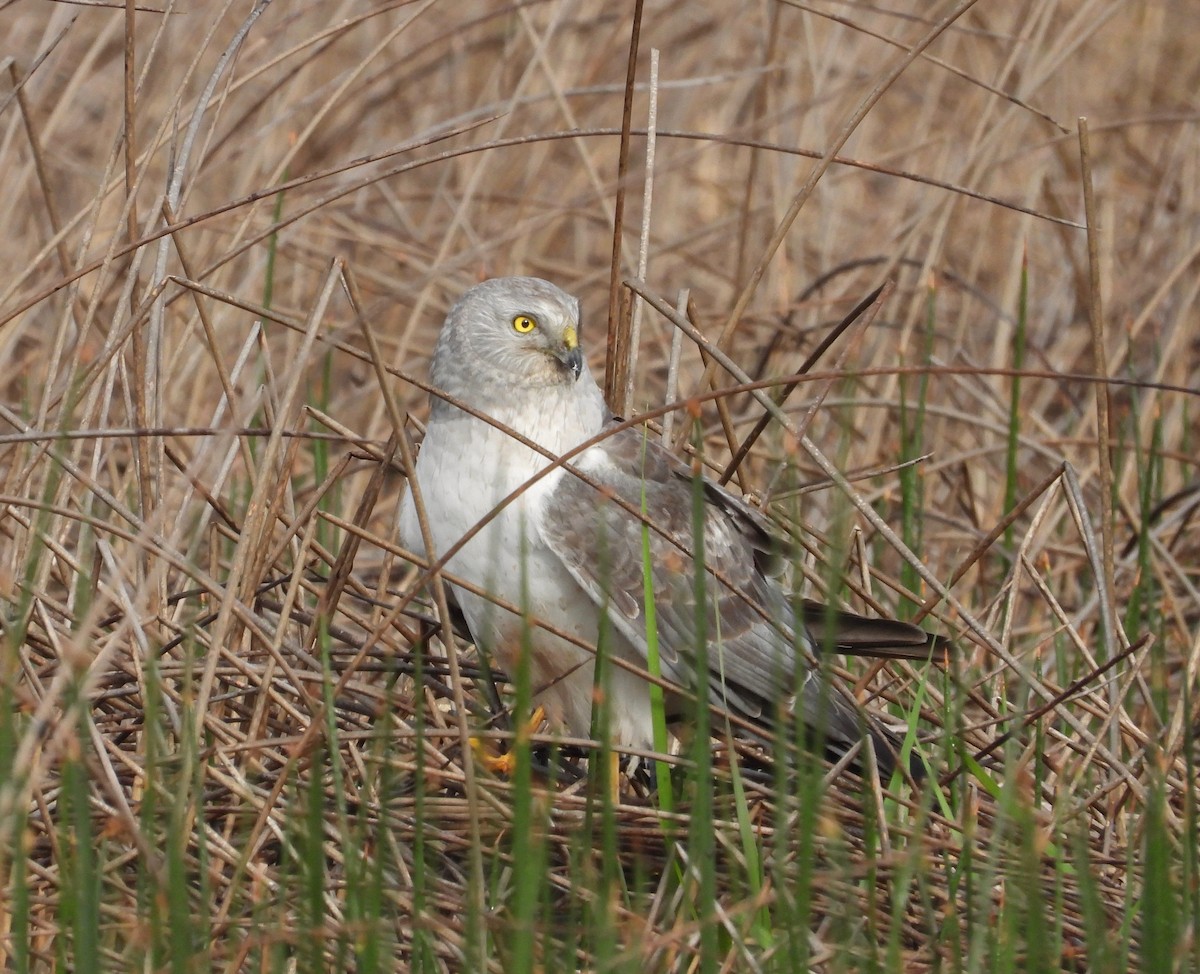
[518,706,546,743]
[474,744,518,776]
[471,706,547,776]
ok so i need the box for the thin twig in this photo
[349,267,489,948]
[723,281,890,487]
[604,0,646,416]
[1078,117,1119,659]
[623,47,660,414]
[661,288,688,444]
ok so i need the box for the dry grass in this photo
[0,1,1197,971]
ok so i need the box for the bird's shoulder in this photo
[535,420,790,587]
[556,421,787,569]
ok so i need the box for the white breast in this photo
[397,377,655,744]
[398,384,598,654]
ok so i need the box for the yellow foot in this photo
[470,706,545,776]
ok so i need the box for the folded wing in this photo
[535,422,947,777]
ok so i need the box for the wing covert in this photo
[535,423,801,712]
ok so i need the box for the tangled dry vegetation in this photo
[0,2,1196,971]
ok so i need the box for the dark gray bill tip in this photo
[563,346,583,380]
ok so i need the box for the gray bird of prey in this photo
[399,276,947,779]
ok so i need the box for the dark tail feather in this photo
[798,598,953,664]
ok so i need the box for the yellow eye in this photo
[512,314,537,334]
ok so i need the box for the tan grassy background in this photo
[1,0,1197,970]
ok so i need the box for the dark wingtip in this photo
[868,724,928,783]
[802,679,930,784]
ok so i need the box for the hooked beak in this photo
[558,326,583,381]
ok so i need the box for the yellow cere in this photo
[512,314,537,334]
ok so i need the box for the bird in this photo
[399,276,948,781]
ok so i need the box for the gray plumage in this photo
[399,276,945,779]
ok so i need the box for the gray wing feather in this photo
[536,425,804,715]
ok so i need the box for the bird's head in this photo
[431,277,587,399]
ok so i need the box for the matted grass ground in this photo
[0,1,1196,971]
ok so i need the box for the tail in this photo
[797,599,952,664]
